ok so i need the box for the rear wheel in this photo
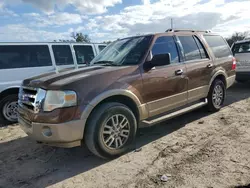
[207,79,225,112]
[0,94,18,125]
[84,102,137,159]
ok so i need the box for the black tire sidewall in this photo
[0,94,18,125]
[208,79,225,111]
[86,103,137,159]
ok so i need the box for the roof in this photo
[118,29,219,41]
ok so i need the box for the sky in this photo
[0,0,250,42]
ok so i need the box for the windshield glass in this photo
[90,35,152,66]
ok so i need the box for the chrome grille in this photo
[18,86,46,113]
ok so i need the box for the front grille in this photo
[18,86,46,113]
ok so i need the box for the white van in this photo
[231,39,250,83]
[0,42,107,124]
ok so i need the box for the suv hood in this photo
[22,65,129,90]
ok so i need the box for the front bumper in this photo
[19,116,85,147]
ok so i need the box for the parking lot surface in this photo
[0,83,250,188]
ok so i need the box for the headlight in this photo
[43,90,77,112]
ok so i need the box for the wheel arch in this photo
[81,89,148,126]
[209,70,227,89]
[0,87,20,101]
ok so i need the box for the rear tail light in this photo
[232,57,236,70]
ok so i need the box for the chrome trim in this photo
[18,86,46,113]
[22,100,34,106]
[34,89,46,113]
[22,86,38,91]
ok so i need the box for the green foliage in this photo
[71,32,91,43]
[226,31,250,47]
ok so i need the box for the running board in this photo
[142,99,208,126]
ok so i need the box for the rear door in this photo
[232,41,250,72]
[73,44,96,67]
[203,35,234,79]
[0,44,54,92]
[176,34,213,103]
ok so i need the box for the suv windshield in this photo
[90,35,152,66]
[232,42,250,54]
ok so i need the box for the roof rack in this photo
[165,29,212,33]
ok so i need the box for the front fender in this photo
[80,89,148,122]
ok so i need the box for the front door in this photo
[176,34,214,103]
[141,35,188,117]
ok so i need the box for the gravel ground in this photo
[0,82,250,188]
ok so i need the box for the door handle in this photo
[207,64,213,68]
[175,69,183,75]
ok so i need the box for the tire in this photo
[0,94,18,125]
[207,79,225,112]
[84,102,137,159]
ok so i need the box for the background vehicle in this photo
[0,42,107,125]
[18,29,236,159]
[231,38,250,83]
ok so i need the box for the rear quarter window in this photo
[0,45,52,69]
[203,35,232,58]
[232,42,250,54]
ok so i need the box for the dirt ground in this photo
[1,82,250,188]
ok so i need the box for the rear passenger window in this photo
[73,45,95,65]
[203,35,232,58]
[194,36,208,59]
[52,45,74,65]
[152,36,179,63]
[0,45,52,69]
[178,36,202,61]
[98,45,106,52]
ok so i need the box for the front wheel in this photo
[207,79,225,112]
[84,102,137,159]
[0,94,18,125]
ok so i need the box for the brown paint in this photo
[19,31,235,125]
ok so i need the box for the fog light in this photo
[42,126,52,137]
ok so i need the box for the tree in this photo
[71,32,91,43]
[226,31,250,47]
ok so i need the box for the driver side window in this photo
[152,36,179,64]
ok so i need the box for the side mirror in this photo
[144,53,171,70]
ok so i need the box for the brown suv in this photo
[18,29,236,159]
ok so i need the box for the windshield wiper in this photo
[94,60,118,66]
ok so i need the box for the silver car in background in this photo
[231,38,250,83]
[0,42,107,125]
